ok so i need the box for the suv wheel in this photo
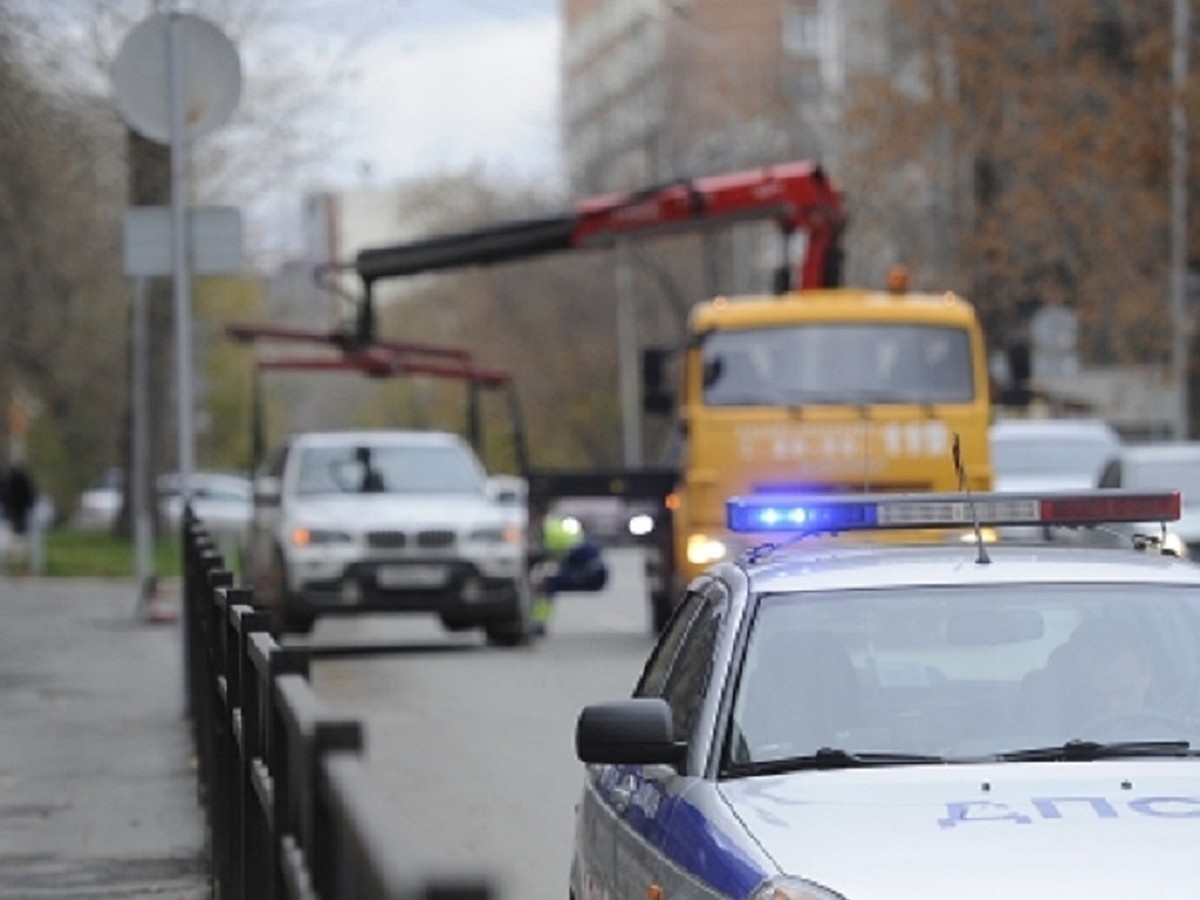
[269,547,315,635]
[483,579,533,647]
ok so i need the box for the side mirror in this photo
[576,697,685,767]
[487,476,527,507]
[253,475,282,506]
[642,347,675,416]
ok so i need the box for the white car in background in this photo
[242,429,531,642]
[1111,442,1200,558]
[158,471,253,539]
[72,468,251,540]
[990,417,1123,492]
[72,467,126,531]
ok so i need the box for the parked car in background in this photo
[1111,442,1200,558]
[547,495,629,544]
[989,418,1124,543]
[158,471,253,539]
[242,429,532,642]
[71,467,125,531]
[990,417,1123,493]
[71,468,252,539]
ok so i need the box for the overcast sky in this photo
[294,0,563,189]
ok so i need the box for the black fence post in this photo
[231,603,272,900]
[261,641,309,899]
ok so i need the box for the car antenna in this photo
[953,433,990,564]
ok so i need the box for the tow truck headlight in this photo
[291,526,353,547]
[686,533,727,566]
[749,876,847,900]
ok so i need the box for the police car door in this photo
[610,582,730,898]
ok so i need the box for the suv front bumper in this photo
[295,558,525,621]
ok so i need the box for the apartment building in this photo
[560,0,861,195]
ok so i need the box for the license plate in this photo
[376,564,447,588]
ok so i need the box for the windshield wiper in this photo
[734,747,947,776]
[997,740,1194,762]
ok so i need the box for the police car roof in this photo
[730,540,1200,595]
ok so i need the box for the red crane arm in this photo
[354,159,847,292]
[569,160,846,288]
[225,161,845,390]
[254,351,511,386]
[225,322,472,361]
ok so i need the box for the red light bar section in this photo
[1039,492,1181,525]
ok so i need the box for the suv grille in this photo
[367,530,408,549]
[416,530,455,549]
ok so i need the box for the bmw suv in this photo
[243,429,531,644]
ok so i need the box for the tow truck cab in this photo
[644,285,994,630]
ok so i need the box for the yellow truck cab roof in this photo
[689,289,978,331]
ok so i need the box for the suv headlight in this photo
[290,525,353,547]
[469,524,523,545]
[749,876,847,899]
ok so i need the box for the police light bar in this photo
[726,489,1181,534]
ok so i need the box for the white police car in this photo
[572,490,1200,899]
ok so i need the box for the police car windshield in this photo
[725,582,1200,772]
[702,324,974,408]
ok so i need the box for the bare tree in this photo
[0,0,369,524]
[0,10,129,511]
[841,0,1196,374]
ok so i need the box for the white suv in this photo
[243,429,531,644]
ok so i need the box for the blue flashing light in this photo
[727,496,878,534]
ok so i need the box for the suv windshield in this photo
[726,583,1200,769]
[294,443,485,496]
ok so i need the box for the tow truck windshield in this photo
[702,323,974,407]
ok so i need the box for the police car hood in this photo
[290,492,503,528]
[720,760,1200,896]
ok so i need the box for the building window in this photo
[783,1,821,58]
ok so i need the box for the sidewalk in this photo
[0,576,210,898]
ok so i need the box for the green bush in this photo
[34,529,184,578]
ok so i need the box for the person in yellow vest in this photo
[530,515,609,637]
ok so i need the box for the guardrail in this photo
[181,507,493,899]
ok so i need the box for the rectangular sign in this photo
[123,205,244,277]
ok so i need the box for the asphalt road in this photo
[308,545,657,898]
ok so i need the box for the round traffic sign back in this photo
[112,12,241,145]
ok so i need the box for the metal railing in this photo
[181,508,493,899]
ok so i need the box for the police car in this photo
[571,490,1200,899]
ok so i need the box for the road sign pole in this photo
[131,276,159,617]
[169,12,196,505]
